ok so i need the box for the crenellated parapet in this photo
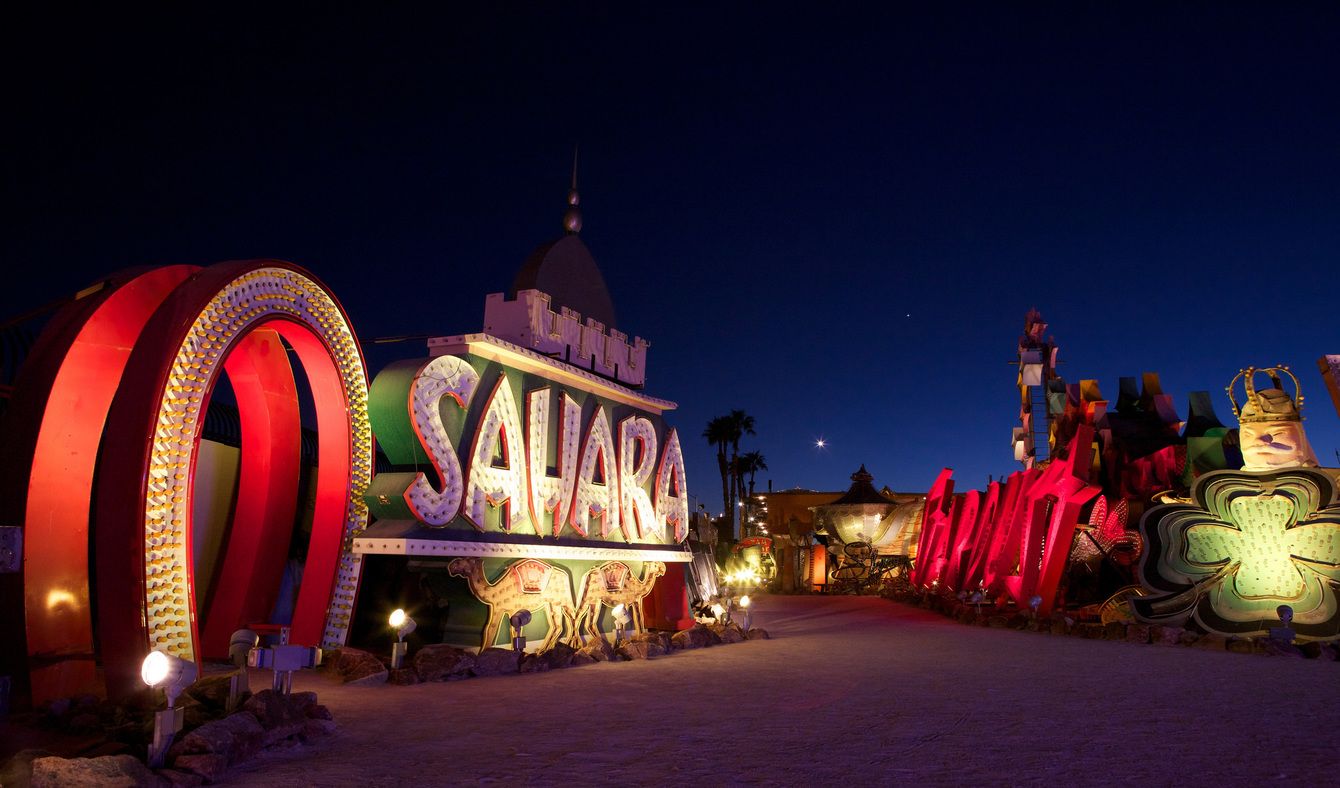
[482,288,650,387]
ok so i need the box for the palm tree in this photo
[726,410,755,537]
[738,451,768,497]
[734,450,768,538]
[703,416,734,522]
[727,410,754,496]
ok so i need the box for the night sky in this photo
[6,5,1340,507]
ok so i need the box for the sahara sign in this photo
[365,349,689,544]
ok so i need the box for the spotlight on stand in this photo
[141,651,197,768]
[388,608,417,668]
[248,643,322,695]
[227,628,259,711]
[739,594,752,631]
[142,651,197,708]
[611,604,631,645]
[510,610,532,653]
[1028,595,1043,619]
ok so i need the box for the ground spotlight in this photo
[611,603,631,644]
[141,650,197,707]
[510,609,532,652]
[142,651,197,767]
[227,628,259,710]
[389,608,417,668]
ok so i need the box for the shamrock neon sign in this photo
[1133,468,1340,640]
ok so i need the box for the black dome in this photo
[511,234,618,329]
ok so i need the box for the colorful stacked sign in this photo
[1133,368,1340,640]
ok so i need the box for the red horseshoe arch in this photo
[95,261,372,698]
[1,266,199,703]
[1,261,371,703]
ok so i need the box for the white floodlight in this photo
[141,651,197,707]
[611,603,631,644]
[142,651,197,768]
[389,608,416,640]
[388,608,416,668]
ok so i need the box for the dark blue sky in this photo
[5,4,1340,507]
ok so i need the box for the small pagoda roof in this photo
[822,465,898,507]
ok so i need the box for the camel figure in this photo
[447,557,576,652]
[573,561,667,643]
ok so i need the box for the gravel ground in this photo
[224,594,1339,786]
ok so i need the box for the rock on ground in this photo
[579,637,615,662]
[30,754,166,788]
[519,653,552,673]
[634,631,673,653]
[1,749,55,788]
[412,644,475,682]
[617,641,653,660]
[184,674,237,711]
[167,711,264,764]
[671,625,717,649]
[473,648,520,676]
[242,690,316,747]
[711,623,746,643]
[542,643,576,669]
[324,647,388,685]
[170,753,229,784]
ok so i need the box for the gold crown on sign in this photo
[1227,365,1304,424]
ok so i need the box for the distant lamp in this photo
[611,604,631,645]
[389,608,416,668]
[510,610,532,653]
[141,651,197,768]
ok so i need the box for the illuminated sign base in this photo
[352,530,692,563]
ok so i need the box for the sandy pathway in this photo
[225,595,1338,786]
